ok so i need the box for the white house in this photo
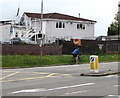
[1,12,97,44]
[20,12,97,43]
[0,20,26,43]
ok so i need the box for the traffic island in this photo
[80,70,120,77]
[85,55,120,77]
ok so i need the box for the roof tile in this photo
[24,12,96,23]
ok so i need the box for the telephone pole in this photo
[40,0,43,60]
[118,1,120,35]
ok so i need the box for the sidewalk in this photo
[80,70,120,77]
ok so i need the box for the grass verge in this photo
[2,54,120,68]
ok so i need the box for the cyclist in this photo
[71,48,81,62]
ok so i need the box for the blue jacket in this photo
[72,49,80,55]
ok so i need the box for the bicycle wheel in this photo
[69,57,76,65]
[78,56,83,64]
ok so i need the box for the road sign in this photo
[90,55,99,73]
[90,57,94,62]
[73,39,81,45]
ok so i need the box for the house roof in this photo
[24,12,97,23]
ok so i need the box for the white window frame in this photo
[56,22,65,29]
[77,23,86,30]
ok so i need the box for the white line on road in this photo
[66,67,88,71]
[114,85,120,87]
[108,95,120,97]
[104,75,118,78]
[9,82,94,94]
[64,90,88,95]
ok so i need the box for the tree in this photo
[107,13,119,36]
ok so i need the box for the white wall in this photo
[23,15,42,32]
[0,24,27,43]
[0,25,11,43]
[118,1,120,12]
[13,27,26,38]
[45,20,95,43]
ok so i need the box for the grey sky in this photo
[0,0,119,36]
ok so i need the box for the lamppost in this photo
[118,1,120,36]
[38,0,43,47]
[39,0,43,60]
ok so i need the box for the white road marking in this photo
[9,88,46,94]
[87,75,118,79]
[66,67,88,71]
[64,90,88,95]
[114,85,120,87]
[108,95,120,97]
[3,64,87,71]
[104,75,118,78]
[9,82,94,94]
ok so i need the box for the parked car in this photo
[2,41,12,44]
[20,37,37,44]
[11,37,37,44]
[11,38,22,44]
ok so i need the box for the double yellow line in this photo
[0,71,19,80]
[1,71,70,83]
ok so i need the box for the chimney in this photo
[79,13,80,18]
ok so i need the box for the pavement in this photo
[80,69,120,77]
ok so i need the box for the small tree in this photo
[107,13,119,36]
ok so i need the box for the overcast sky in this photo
[0,0,119,36]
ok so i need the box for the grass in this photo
[1,54,120,68]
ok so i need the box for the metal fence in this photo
[106,41,120,54]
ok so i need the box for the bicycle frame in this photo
[70,55,82,64]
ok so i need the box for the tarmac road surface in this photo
[1,62,119,97]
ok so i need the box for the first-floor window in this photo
[77,23,86,30]
[63,23,65,28]
[56,22,65,28]
[56,22,59,28]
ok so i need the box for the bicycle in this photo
[69,55,83,65]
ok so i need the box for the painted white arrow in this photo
[9,82,94,94]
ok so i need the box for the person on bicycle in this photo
[72,48,81,62]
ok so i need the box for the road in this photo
[1,62,119,97]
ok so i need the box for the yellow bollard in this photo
[90,55,99,73]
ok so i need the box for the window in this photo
[63,23,65,28]
[56,22,65,28]
[31,18,35,20]
[80,24,82,29]
[56,22,58,28]
[15,32,18,37]
[77,23,86,30]
[21,35,23,37]
[59,22,62,28]
[82,24,85,29]
[77,24,79,29]
[21,33,24,37]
